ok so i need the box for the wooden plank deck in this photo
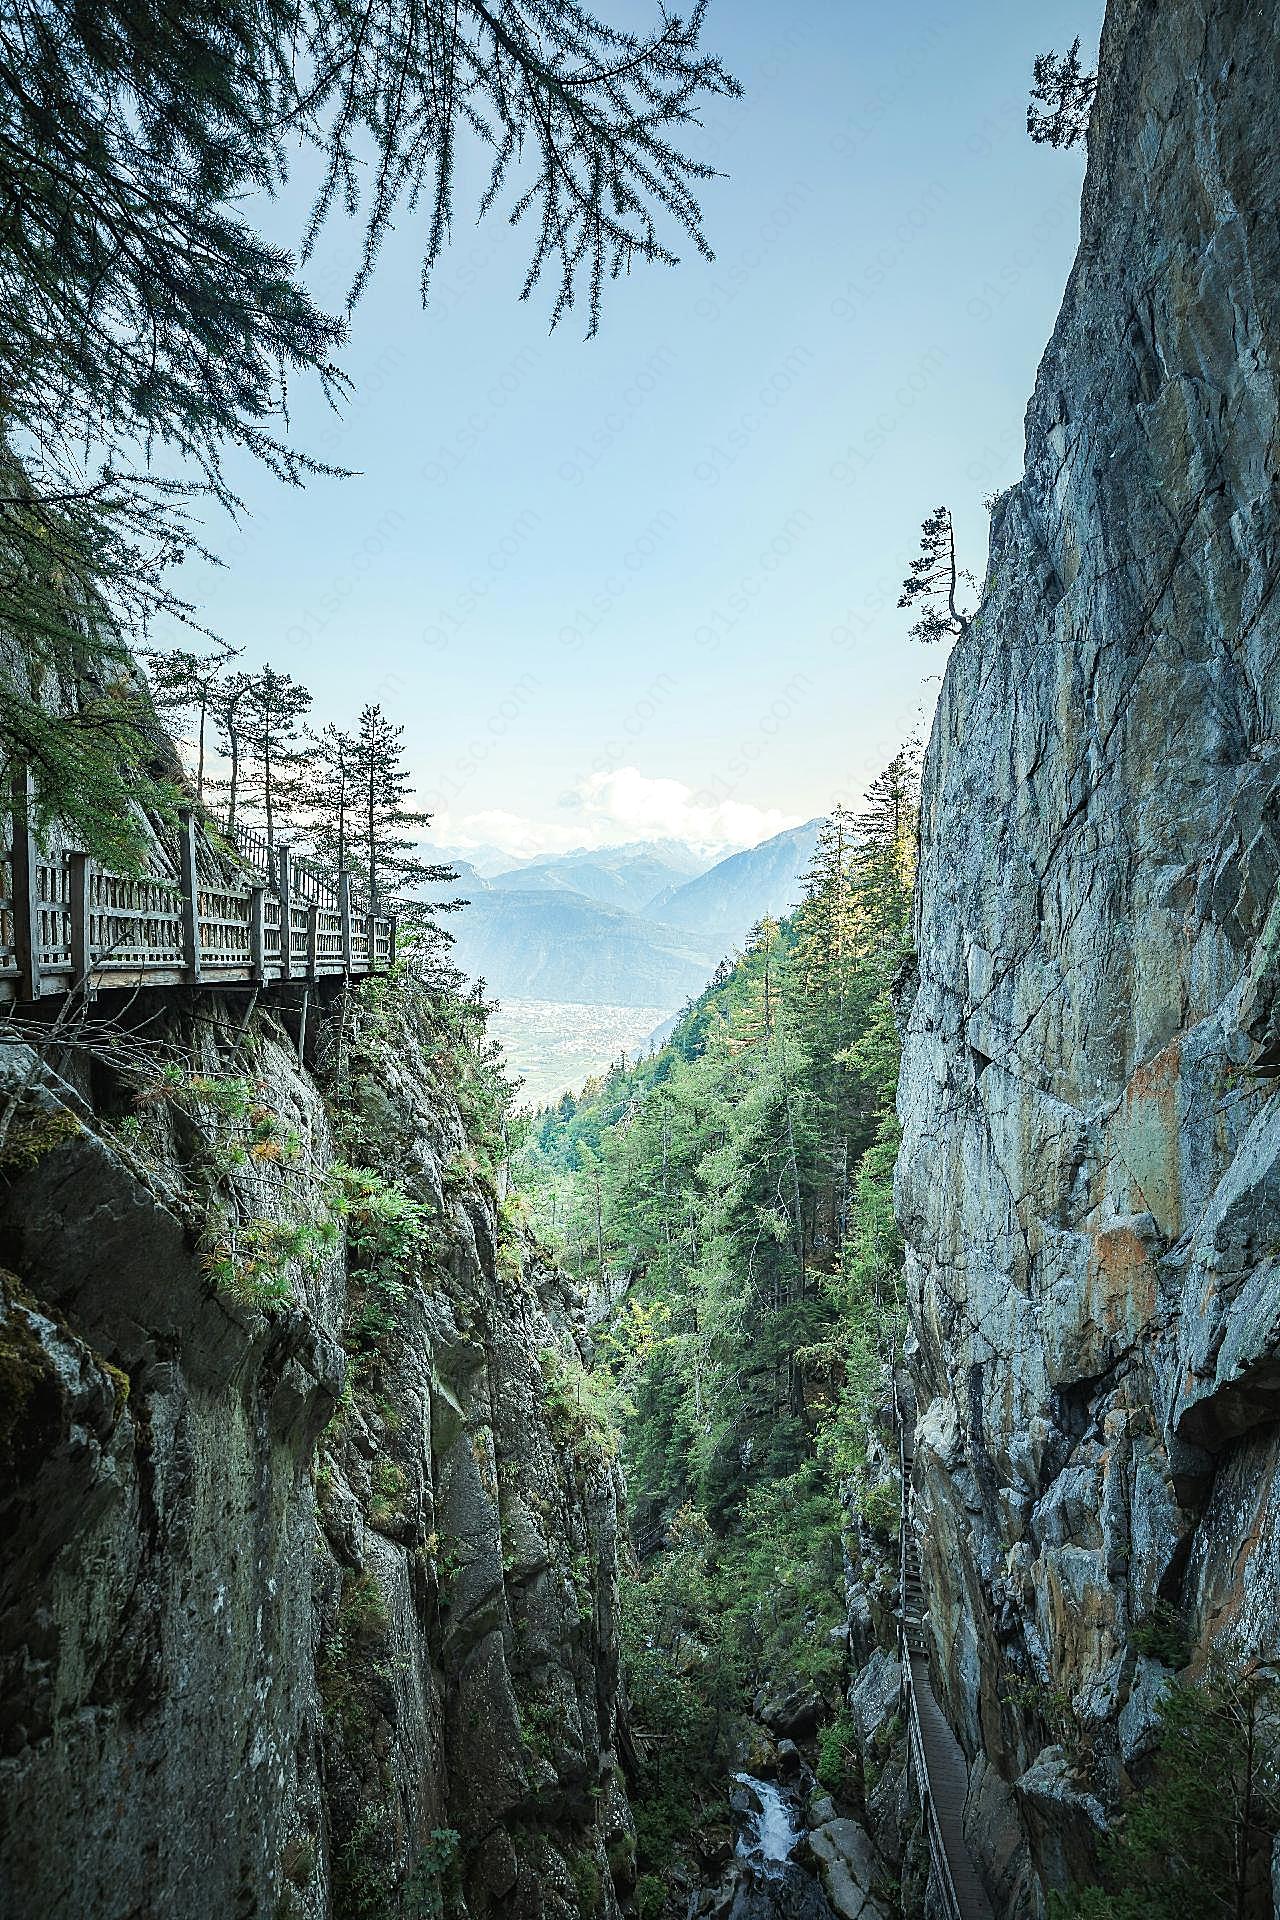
[895,1374,998,1920]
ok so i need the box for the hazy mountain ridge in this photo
[446,887,715,1007]
[442,822,824,1106]
[645,819,822,951]
[486,843,707,917]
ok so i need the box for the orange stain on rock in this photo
[1088,1223,1158,1344]
[1118,1036,1183,1238]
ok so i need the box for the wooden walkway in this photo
[895,1375,997,1920]
[1,772,395,1006]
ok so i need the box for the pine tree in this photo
[240,667,313,855]
[350,704,455,913]
[309,723,357,874]
[1028,39,1097,149]
[208,671,254,835]
[898,506,975,644]
[141,642,243,802]
[0,0,737,847]
[791,805,861,1249]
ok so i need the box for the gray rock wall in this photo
[897,0,1280,1910]
[0,981,631,1919]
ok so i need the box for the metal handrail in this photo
[894,1371,971,1920]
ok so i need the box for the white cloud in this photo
[433,768,802,860]
[434,809,589,861]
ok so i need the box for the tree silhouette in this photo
[141,643,244,802]
[309,724,357,876]
[1027,39,1097,149]
[240,668,313,855]
[898,507,975,644]
[351,704,455,914]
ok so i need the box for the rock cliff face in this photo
[898,0,1280,1909]
[0,975,632,1919]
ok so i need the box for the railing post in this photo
[338,869,354,973]
[366,908,376,972]
[68,850,92,988]
[389,913,398,968]
[10,765,40,1002]
[248,881,266,982]
[178,806,203,984]
[306,899,319,981]
[277,842,293,981]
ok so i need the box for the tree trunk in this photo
[264,708,275,855]
[367,765,378,916]
[196,693,207,801]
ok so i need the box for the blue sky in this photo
[166,0,1103,858]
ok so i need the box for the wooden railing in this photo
[894,1373,996,1920]
[1,772,397,1004]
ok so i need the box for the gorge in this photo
[2,0,1280,1915]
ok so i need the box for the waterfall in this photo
[733,1774,801,1873]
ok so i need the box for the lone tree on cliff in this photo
[1027,38,1097,148]
[898,507,976,644]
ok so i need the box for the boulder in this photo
[754,1685,826,1741]
[808,1818,888,1920]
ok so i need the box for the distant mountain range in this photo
[420,820,821,1101]
[486,841,708,918]
[645,820,824,958]
[439,819,822,1009]
[443,888,715,1006]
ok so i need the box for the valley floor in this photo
[492,998,676,1108]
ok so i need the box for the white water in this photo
[733,1774,801,1870]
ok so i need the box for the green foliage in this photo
[567,1849,603,1916]
[369,1459,411,1533]
[1130,1604,1192,1671]
[620,1510,742,1875]
[333,1806,396,1920]
[513,753,922,1879]
[4,658,188,873]
[319,1569,391,1753]
[817,1710,861,1798]
[1052,1666,1280,1920]
[199,1209,339,1309]
[634,1875,667,1920]
[1028,39,1097,149]
[402,1829,461,1920]
[350,704,454,916]
[1,0,735,874]
[537,1346,618,1465]
[898,506,974,644]
[328,1163,430,1271]
[853,1474,900,1546]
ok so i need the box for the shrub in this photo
[1130,1603,1191,1670]
[817,1711,859,1797]
[568,1849,602,1915]
[1051,1666,1280,1919]
[403,1828,460,1919]
[634,1873,667,1920]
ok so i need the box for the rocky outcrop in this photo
[897,0,1280,1911]
[0,976,631,1919]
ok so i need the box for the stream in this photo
[721,1774,837,1920]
